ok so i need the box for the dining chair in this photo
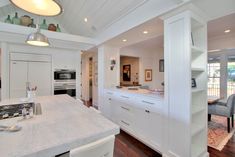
[208,94,235,133]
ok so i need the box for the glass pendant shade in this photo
[26,29,50,47]
[10,0,62,16]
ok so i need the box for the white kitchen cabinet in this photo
[53,53,75,69]
[10,61,28,98]
[10,53,52,98]
[102,89,164,153]
[28,62,51,96]
[135,106,162,151]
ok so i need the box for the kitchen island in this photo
[0,95,119,157]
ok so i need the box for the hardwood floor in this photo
[208,134,235,157]
[114,130,161,157]
[114,130,235,157]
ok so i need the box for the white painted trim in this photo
[95,0,188,45]
[0,22,98,45]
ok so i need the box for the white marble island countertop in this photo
[0,95,120,157]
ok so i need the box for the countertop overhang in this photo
[0,95,120,157]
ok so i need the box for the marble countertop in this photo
[108,87,164,99]
[0,95,120,157]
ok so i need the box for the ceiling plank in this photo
[0,0,10,8]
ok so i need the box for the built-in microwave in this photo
[54,69,76,81]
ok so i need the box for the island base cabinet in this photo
[101,95,112,119]
[102,89,164,153]
[135,107,163,152]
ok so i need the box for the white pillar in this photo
[75,51,82,100]
[1,42,10,100]
[97,45,120,108]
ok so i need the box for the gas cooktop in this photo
[0,103,34,120]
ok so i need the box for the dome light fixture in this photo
[26,25,50,47]
[10,0,62,16]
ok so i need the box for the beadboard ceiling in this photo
[55,0,148,37]
[0,0,183,38]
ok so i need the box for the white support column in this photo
[97,45,120,109]
[163,8,208,157]
[1,42,10,100]
[75,51,82,100]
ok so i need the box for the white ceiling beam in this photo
[0,0,10,8]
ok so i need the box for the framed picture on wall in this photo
[123,64,131,81]
[145,69,152,81]
[159,59,164,72]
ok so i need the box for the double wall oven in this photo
[54,69,76,98]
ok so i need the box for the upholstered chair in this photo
[208,94,235,133]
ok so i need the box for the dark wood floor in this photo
[114,130,235,157]
[208,133,235,157]
[114,130,161,157]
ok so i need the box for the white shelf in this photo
[0,22,97,45]
[191,123,204,136]
[191,46,205,60]
[191,46,205,54]
[191,67,204,72]
[192,105,204,115]
[191,144,206,157]
[192,88,205,93]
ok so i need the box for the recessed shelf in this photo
[191,46,205,60]
[192,123,204,136]
[191,46,205,54]
[191,67,204,72]
[192,105,204,115]
[192,88,205,93]
[191,144,206,157]
[191,18,204,30]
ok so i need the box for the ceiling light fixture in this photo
[122,39,127,42]
[84,18,88,22]
[10,0,62,16]
[26,25,50,47]
[224,29,231,33]
[143,31,148,34]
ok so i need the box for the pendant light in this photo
[10,0,62,16]
[26,25,50,47]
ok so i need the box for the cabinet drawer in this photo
[117,93,133,103]
[119,118,132,130]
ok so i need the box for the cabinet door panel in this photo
[28,62,52,96]
[101,95,112,119]
[10,61,28,98]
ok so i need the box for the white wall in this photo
[1,42,81,100]
[120,46,164,89]
[208,33,235,51]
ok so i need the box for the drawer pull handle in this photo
[121,106,130,111]
[145,110,150,113]
[121,95,129,99]
[142,100,154,105]
[107,92,113,95]
[108,98,112,100]
[121,120,130,126]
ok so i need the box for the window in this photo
[208,57,220,97]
